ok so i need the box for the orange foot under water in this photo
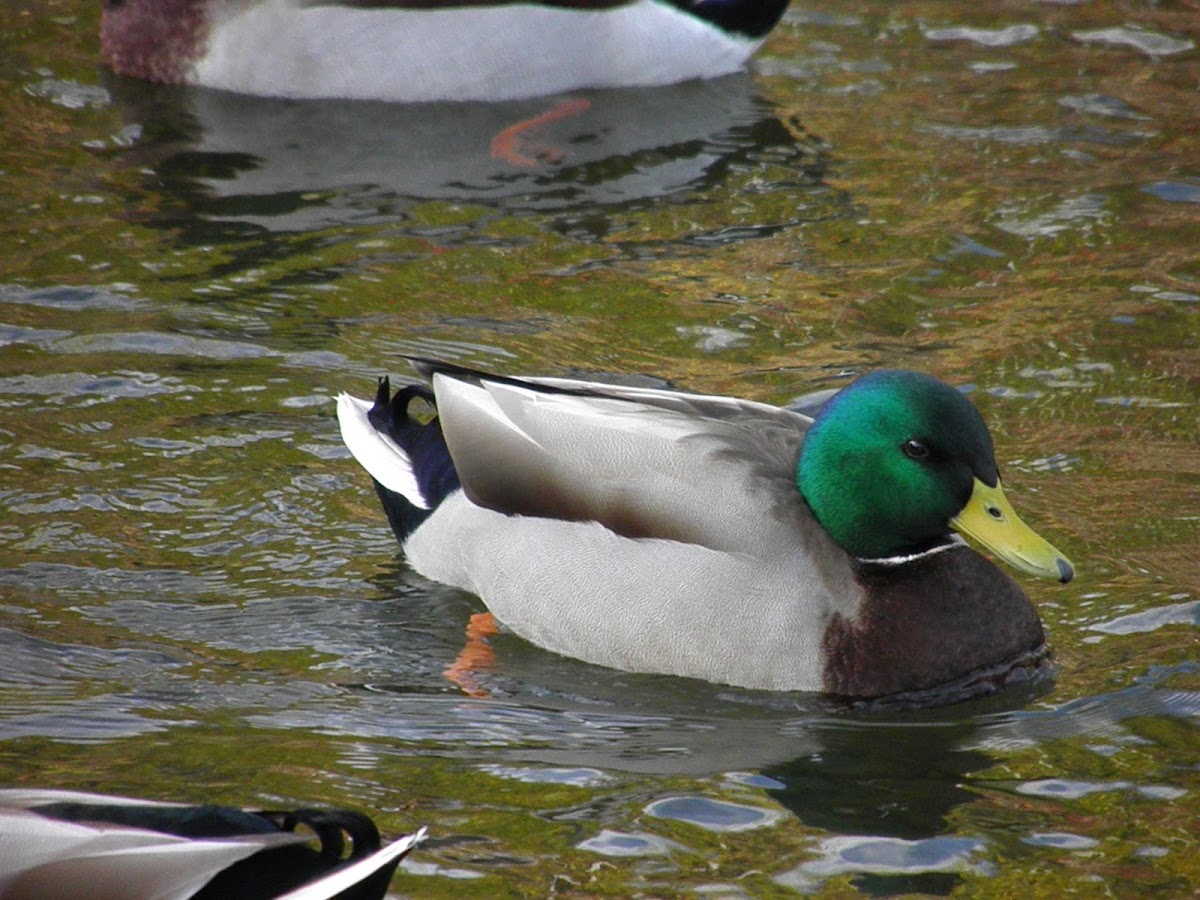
[489,98,591,168]
[444,611,499,698]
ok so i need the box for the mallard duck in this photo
[336,362,1074,700]
[0,788,424,900]
[100,0,792,102]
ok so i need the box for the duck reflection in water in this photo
[101,72,833,239]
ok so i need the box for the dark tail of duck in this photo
[669,0,792,39]
[337,377,460,545]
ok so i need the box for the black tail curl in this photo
[30,801,402,900]
[368,376,460,544]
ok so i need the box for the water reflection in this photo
[10,548,1195,781]
[774,835,988,895]
[102,73,831,240]
[760,719,994,839]
[3,546,1196,893]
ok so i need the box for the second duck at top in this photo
[100,0,793,102]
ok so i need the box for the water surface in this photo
[1,0,1197,895]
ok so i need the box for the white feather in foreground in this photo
[0,788,425,900]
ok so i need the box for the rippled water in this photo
[1,0,1197,895]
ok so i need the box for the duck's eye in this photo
[902,439,930,460]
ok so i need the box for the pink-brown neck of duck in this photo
[101,0,209,84]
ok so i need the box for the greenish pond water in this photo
[2,0,1198,896]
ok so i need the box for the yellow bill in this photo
[951,478,1074,583]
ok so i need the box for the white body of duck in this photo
[101,0,791,102]
[337,364,1074,700]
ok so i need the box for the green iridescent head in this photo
[797,370,1073,582]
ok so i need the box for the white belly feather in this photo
[196,0,760,102]
[405,491,838,691]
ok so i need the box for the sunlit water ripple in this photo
[1,0,1196,894]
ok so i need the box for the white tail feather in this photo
[336,393,430,510]
[277,827,426,900]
